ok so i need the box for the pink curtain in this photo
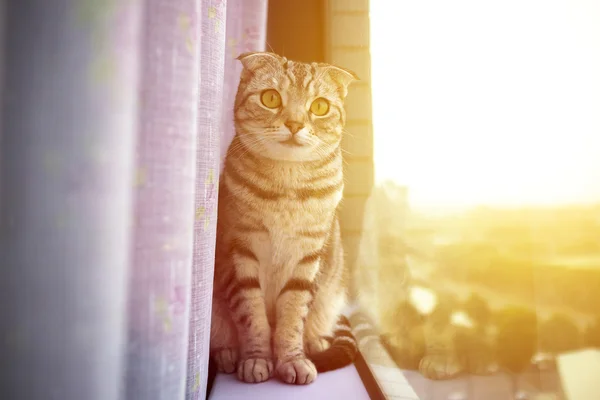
[0,1,268,399]
[125,1,201,399]
[187,0,227,398]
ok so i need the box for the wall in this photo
[266,0,325,62]
[325,0,374,299]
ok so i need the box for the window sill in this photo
[206,307,421,399]
[208,365,371,400]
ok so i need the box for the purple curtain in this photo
[0,1,143,399]
[125,1,200,399]
[0,0,268,399]
[186,1,227,398]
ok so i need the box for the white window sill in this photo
[208,365,371,400]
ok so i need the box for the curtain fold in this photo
[124,1,201,399]
[186,0,226,398]
[0,1,143,399]
[0,1,268,399]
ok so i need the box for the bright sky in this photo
[371,0,600,210]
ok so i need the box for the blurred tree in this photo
[463,293,491,328]
[539,313,581,354]
[496,306,538,399]
[584,318,600,348]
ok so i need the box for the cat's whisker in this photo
[341,148,354,157]
[341,128,355,139]
[265,40,276,54]
[227,136,268,159]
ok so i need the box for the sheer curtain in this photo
[0,1,267,399]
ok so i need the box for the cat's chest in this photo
[264,206,314,246]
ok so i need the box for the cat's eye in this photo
[260,89,282,109]
[310,98,330,116]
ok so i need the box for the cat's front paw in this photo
[236,357,274,383]
[419,353,462,380]
[213,347,238,374]
[276,357,317,385]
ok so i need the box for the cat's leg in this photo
[273,254,322,385]
[226,245,273,383]
[303,291,341,355]
[210,298,238,373]
[304,224,346,357]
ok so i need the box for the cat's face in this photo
[234,52,357,162]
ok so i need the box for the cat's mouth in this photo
[279,137,304,147]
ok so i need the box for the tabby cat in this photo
[210,52,358,385]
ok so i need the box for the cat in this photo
[210,52,358,385]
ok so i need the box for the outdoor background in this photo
[367,0,600,399]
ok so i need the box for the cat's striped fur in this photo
[210,52,359,385]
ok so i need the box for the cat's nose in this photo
[284,121,304,134]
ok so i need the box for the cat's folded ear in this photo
[321,64,359,97]
[237,52,284,72]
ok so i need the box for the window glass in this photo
[362,1,600,398]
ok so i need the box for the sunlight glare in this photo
[370,0,600,210]
[410,286,437,314]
